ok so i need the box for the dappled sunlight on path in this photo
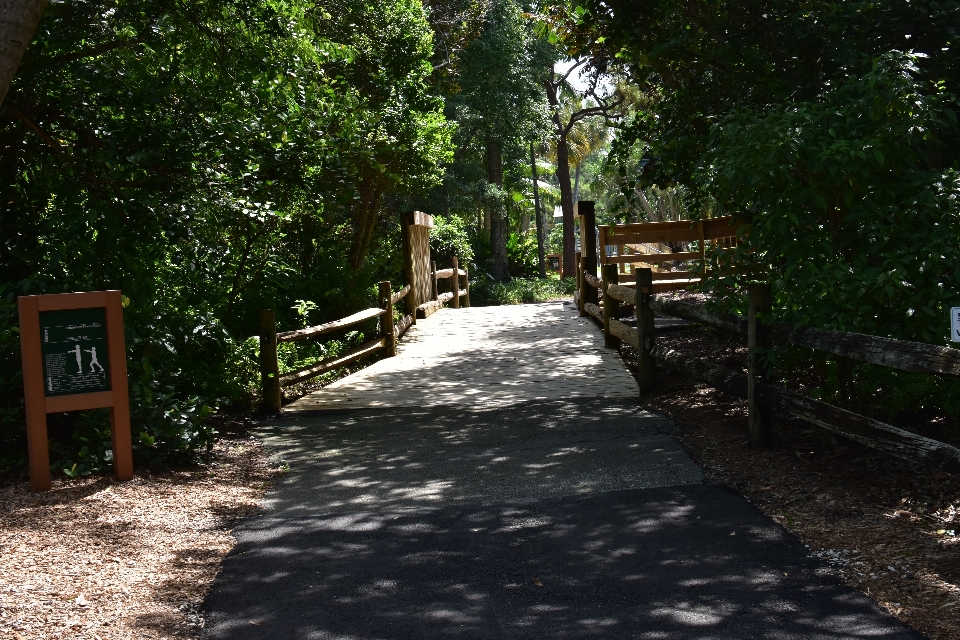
[287,301,637,410]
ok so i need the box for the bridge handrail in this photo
[257,251,470,411]
[574,259,960,475]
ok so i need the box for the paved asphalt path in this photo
[201,399,925,639]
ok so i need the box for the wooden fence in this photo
[402,210,470,319]
[258,210,469,412]
[593,270,960,474]
[599,216,740,290]
[575,205,740,313]
[570,201,960,473]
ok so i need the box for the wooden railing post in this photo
[602,264,620,349]
[401,211,417,326]
[431,260,438,302]
[579,201,598,313]
[576,250,584,316]
[451,256,460,309]
[259,309,281,412]
[379,281,396,357]
[582,256,598,308]
[637,268,656,393]
[748,282,773,446]
[463,264,471,307]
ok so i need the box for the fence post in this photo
[379,281,397,357]
[637,268,656,393]
[576,250,585,316]
[431,260,438,302]
[401,211,417,325]
[748,282,773,446]
[259,309,281,412]
[602,264,620,349]
[580,201,598,310]
[451,256,460,309]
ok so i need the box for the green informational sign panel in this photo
[39,307,111,397]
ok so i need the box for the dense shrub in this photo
[430,216,475,267]
[469,275,575,306]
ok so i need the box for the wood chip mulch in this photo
[0,419,278,640]
[620,325,960,640]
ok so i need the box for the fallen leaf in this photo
[533,578,542,587]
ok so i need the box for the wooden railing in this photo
[257,279,415,412]
[575,209,742,315]
[599,217,740,290]
[590,268,960,473]
[418,255,470,319]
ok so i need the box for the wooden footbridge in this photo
[256,209,639,413]
[287,301,638,411]
[255,202,960,478]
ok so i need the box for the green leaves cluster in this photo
[567,0,960,343]
[0,0,453,471]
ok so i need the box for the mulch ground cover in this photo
[0,418,277,640]
[620,323,960,640]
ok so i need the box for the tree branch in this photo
[3,106,64,151]
[551,58,589,89]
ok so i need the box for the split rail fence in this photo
[571,200,960,474]
[258,210,469,411]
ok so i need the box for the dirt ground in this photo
[0,419,277,640]
[620,326,960,640]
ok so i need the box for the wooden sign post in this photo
[18,291,133,492]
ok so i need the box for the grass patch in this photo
[469,275,576,306]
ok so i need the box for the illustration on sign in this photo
[952,307,960,343]
[39,307,111,396]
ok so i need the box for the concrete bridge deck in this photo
[286,300,639,411]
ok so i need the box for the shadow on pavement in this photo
[253,399,703,517]
[203,484,924,640]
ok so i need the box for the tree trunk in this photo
[554,132,575,279]
[486,137,510,281]
[0,0,47,108]
[347,180,381,271]
[545,76,575,279]
[531,141,546,278]
[573,163,582,205]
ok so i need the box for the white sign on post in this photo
[952,307,960,343]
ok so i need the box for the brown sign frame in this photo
[18,290,133,491]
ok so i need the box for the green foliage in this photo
[506,232,540,277]
[547,221,564,254]
[0,0,452,475]
[0,289,25,473]
[275,331,367,375]
[53,410,114,479]
[556,0,960,431]
[430,216,475,266]
[700,52,960,341]
[419,0,554,279]
[469,274,575,306]
[567,1,960,344]
[127,368,216,469]
[48,361,218,477]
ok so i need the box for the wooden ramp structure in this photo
[285,301,638,411]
